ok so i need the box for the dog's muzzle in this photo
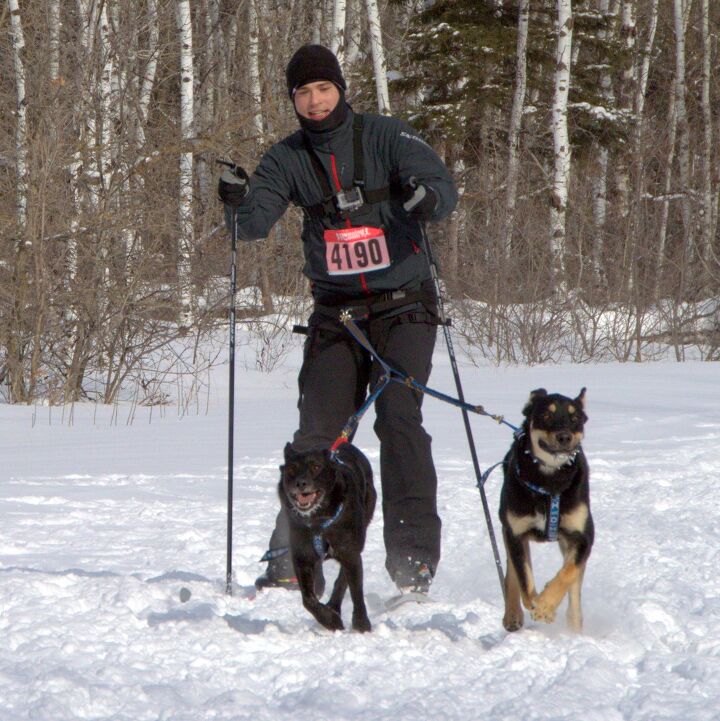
[289,487,324,512]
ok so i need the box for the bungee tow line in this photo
[330,310,520,459]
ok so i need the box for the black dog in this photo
[499,388,594,633]
[279,441,377,632]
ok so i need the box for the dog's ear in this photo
[523,388,547,417]
[283,442,295,462]
[575,387,587,409]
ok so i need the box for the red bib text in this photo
[324,226,391,276]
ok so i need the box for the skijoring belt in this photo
[314,288,436,322]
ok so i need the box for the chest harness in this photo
[310,502,345,559]
[514,431,580,542]
[301,114,400,224]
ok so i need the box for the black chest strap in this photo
[301,114,397,222]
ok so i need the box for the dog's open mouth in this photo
[291,489,324,511]
[539,438,577,455]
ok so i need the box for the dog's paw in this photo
[503,612,524,632]
[352,613,372,633]
[530,596,557,624]
[316,604,344,632]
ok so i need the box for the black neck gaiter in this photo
[296,92,349,135]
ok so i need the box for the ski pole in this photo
[416,215,506,599]
[217,159,244,596]
[225,204,237,596]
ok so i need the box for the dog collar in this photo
[523,443,580,470]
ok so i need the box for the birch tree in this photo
[49,0,61,83]
[247,0,274,314]
[615,0,636,221]
[503,0,530,256]
[8,0,28,234]
[346,0,361,67]
[699,0,714,278]
[248,0,264,141]
[365,0,390,113]
[136,0,159,150]
[672,0,693,290]
[628,0,658,281]
[332,0,348,68]
[4,0,30,402]
[550,0,573,278]
[176,0,195,324]
[590,0,617,282]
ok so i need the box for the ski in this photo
[384,591,433,611]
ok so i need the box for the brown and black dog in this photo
[279,441,376,632]
[499,388,594,633]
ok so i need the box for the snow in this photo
[2,327,719,721]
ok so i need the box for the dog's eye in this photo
[542,411,553,422]
[309,461,323,475]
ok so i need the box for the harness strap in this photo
[259,546,289,562]
[260,501,346,563]
[301,114,399,222]
[312,502,345,559]
[352,113,365,187]
[315,289,431,322]
[329,316,518,449]
[517,467,561,542]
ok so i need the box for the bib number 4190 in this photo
[324,226,391,276]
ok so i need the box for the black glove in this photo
[218,166,249,207]
[402,179,437,220]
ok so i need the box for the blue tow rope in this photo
[330,312,519,449]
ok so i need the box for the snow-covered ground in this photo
[1,328,718,720]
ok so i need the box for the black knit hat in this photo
[286,44,346,97]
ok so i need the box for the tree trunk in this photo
[248,0,264,141]
[672,0,694,295]
[550,0,573,280]
[8,0,28,235]
[628,0,659,301]
[699,0,714,285]
[247,0,274,314]
[176,0,195,325]
[346,0,361,68]
[590,0,617,284]
[49,0,61,83]
[365,0,390,113]
[503,0,529,258]
[332,0,348,68]
[137,0,159,149]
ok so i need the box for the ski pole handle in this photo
[216,158,242,175]
[216,159,249,205]
[402,175,425,213]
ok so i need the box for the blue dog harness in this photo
[519,475,562,542]
[311,502,345,559]
[514,429,580,542]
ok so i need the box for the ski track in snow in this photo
[1,344,719,720]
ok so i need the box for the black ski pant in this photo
[266,304,442,586]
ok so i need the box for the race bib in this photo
[324,226,391,276]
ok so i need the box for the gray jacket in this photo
[231,108,458,302]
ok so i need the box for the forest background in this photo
[1,0,718,406]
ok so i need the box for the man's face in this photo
[293,80,340,121]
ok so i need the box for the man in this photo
[219,45,458,596]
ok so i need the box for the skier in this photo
[218,44,458,596]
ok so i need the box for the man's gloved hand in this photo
[218,166,250,207]
[402,179,437,220]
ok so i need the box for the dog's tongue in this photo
[297,491,317,509]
